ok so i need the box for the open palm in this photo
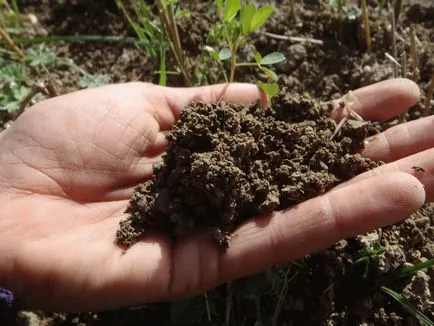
[0,79,432,311]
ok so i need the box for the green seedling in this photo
[205,0,285,98]
[117,0,191,86]
[0,59,32,112]
[0,45,57,113]
[24,46,56,68]
[381,286,434,326]
[354,241,385,279]
[116,0,170,85]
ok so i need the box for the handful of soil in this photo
[117,92,380,249]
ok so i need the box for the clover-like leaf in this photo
[219,48,232,61]
[260,52,286,65]
[258,81,279,97]
[224,0,241,23]
[240,3,256,35]
[204,45,220,62]
[254,51,262,64]
[250,5,274,32]
[260,66,278,81]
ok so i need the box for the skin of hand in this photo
[0,78,431,311]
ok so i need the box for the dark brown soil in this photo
[3,0,434,325]
[118,93,380,248]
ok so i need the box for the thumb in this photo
[159,83,268,118]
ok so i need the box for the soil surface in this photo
[118,93,380,248]
[2,0,434,325]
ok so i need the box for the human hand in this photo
[0,79,430,311]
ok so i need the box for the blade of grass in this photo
[156,0,191,85]
[381,286,434,326]
[380,259,434,284]
[391,10,398,78]
[2,35,140,44]
[410,25,419,81]
[0,26,25,60]
[159,40,167,86]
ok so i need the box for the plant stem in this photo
[235,62,257,67]
[0,26,25,60]
[410,25,419,81]
[394,0,402,26]
[361,0,371,52]
[229,41,238,83]
[289,0,296,22]
[391,10,398,78]
[156,0,192,86]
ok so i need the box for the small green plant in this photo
[0,45,58,113]
[116,0,169,85]
[205,0,285,97]
[117,0,191,86]
[354,241,385,279]
[24,46,57,68]
[0,59,33,112]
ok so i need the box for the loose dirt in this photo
[4,0,434,325]
[117,92,380,249]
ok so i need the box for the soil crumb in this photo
[117,92,381,248]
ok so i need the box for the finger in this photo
[158,83,266,124]
[330,78,420,121]
[168,172,425,298]
[335,148,434,202]
[362,115,434,162]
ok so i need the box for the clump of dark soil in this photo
[117,92,380,248]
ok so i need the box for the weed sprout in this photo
[205,0,285,97]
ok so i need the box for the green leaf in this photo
[258,81,279,97]
[397,259,434,279]
[240,4,256,35]
[224,0,241,23]
[380,259,434,284]
[260,52,286,65]
[216,0,224,18]
[254,51,262,64]
[250,5,274,32]
[260,66,278,81]
[381,287,434,326]
[204,45,220,61]
[24,46,56,67]
[219,48,232,61]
